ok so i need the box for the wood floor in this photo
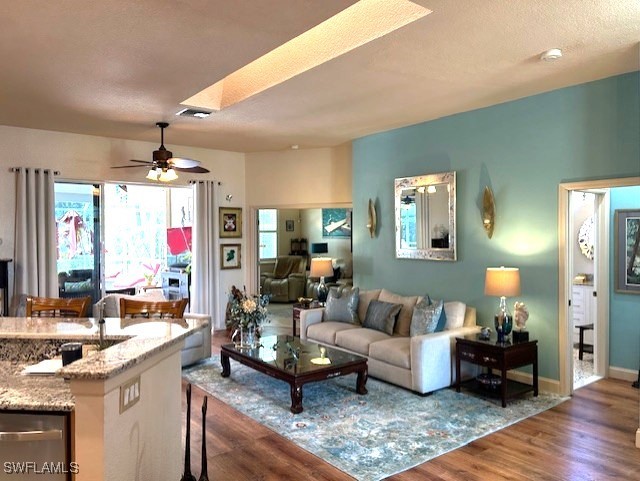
[180,331,639,481]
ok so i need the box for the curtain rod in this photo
[9,167,60,175]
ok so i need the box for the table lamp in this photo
[484,267,521,342]
[310,258,333,304]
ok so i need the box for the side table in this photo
[455,334,538,407]
[292,301,321,336]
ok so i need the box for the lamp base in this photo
[317,281,329,304]
[512,330,529,343]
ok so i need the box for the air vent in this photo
[175,108,211,119]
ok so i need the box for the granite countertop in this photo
[0,316,209,411]
[0,361,74,411]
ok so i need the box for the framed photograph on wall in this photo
[615,209,640,294]
[219,207,242,238]
[285,219,295,232]
[220,244,241,269]
[322,208,352,238]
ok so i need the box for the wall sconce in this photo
[225,194,233,202]
[366,198,377,238]
[482,186,495,238]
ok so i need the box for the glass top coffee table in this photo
[220,335,368,414]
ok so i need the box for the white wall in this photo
[0,125,245,328]
[244,143,352,207]
[570,191,595,279]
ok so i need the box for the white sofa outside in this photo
[94,290,212,367]
[299,289,480,394]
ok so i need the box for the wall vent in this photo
[175,108,211,118]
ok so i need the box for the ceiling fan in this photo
[112,122,210,182]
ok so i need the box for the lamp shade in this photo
[310,258,333,278]
[484,267,521,297]
[311,242,329,254]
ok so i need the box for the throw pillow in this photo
[410,296,444,336]
[378,289,418,337]
[357,289,381,323]
[362,300,402,335]
[324,286,359,324]
[443,301,467,330]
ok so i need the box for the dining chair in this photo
[119,298,188,319]
[25,295,91,318]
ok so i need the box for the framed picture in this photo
[219,207,242,238]
[322,208,352,238]
[615,209,640,294]
[220,244,241,269]
[285,219,295,232]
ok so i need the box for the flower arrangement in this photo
[225,285,270,332]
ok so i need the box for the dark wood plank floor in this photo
[180,331,639,481]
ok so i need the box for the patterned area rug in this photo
[183,357,566,481]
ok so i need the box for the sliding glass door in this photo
[54,183,101,303]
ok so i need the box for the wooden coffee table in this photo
[221,335,368,414]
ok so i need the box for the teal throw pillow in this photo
[362,300,402,335]
[324,286,359,324]
[410,296,444,336]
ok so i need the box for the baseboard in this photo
[506,370,560,395]
[608,366,638,382]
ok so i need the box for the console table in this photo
[455,334,538,407]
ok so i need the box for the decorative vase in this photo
[232,325,256,349]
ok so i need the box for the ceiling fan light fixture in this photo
[159,168,178,182]
[146,168,158,181]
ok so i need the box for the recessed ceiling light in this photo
[291,144,299,150]
[540,48,562,61]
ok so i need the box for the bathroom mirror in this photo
[395,171,456,261]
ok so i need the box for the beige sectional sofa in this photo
[299,288,480,394]
[93,290,211,367]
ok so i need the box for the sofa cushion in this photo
[362,300,402,335]
[335,327,390,356]
[357,289,381,323]
[369,337,411,369]
[99,289,166,317]
[444,301,467,330]
[307,321,358,345]
[324,286,359,323]
[378,289,418,337]
[410,296,444,336]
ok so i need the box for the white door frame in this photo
[558,176,640,396]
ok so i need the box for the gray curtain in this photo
[190,180,219,326]
[13,168,58,308]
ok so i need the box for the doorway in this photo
[558,176,640,397]
[569,191,601,390]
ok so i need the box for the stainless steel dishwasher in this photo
[0,411,71,480]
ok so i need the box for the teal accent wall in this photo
[610,186,640,370]
[352,72,640,381]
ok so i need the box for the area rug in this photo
[183,357,566,481]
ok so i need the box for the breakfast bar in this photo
[0,316,209,481]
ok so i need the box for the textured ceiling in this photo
[1,0,638,153]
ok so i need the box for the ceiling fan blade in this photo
[169,157,200,168]
[175,165,210,174]
[129,159,153,164]
[111,165,152,169]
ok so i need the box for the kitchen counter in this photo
[0,316,209,411]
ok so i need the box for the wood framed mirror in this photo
[394,171,456,261]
